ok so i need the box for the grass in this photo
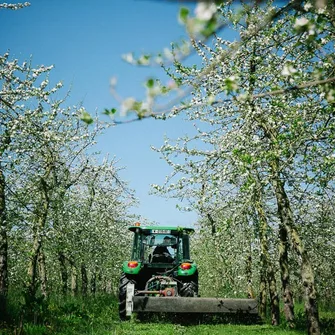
[1,293,334,335]
[112,322,306,335]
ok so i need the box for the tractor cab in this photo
[129,225,193,266]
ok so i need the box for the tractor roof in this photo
[128,225,194,234]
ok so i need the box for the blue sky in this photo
[0,0,202,227]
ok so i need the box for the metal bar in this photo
[126,283,135,316]
[137,290,164,295]
[133,297,258,314]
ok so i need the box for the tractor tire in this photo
[179,280,198,297]
[118,273,136,320]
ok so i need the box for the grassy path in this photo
[112,322,306,335]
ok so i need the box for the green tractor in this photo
[119,223,258,319]
[119,224,198,319]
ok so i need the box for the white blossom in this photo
[120,97,136,116]
[195,2,217,21]
[110,76,117,87]
[122,53,135,64]
[294,17,309,29]
[281,64,297,76]
[304,2,313,11]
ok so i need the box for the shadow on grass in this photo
[290,303,335,335]
[2,293,119,335]
[136,312,262,325]
[293,313,335,335]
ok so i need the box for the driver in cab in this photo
[151,236,175,263]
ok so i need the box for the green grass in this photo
[112,322,306,335]
[1,293,334,335]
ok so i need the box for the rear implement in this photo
[133,296,258,315]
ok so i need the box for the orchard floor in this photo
[112,322,306,335]
[1,294,334,335]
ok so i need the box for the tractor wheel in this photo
[179,279,198,297]
[118,273,136,320]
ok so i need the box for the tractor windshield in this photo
[130,228,192,263]
[141,234,180,263]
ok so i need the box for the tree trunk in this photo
[27,177,50,302]
[27,227,42,300]
[271,160,320,335]
[278,223,295,325]
[58,252,68,295]
[245,248,255,299]
[259,266,267,319]
[255,200,266,318]
[207,213,216,236]
[38,248,47,299]
[268,266,280,326]
[255,124,294,325]
[71,265,78,296]
[28,216,46,299]
[256,203,280,324]
[81,263,88,296]
[254,176,280,325]
[0,164,8,321]
[297,235,320,335]
[90,269,96,295]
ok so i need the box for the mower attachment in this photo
[133,296,258,314]
[125,283,257,316]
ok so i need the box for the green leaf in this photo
[179,7,189,24]
[80,111,93,124]
[103,108,117,115]
[161,86,168,94]
[146,78,154,88]
[201,17,217,38]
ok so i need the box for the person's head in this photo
[163,236,171,245]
